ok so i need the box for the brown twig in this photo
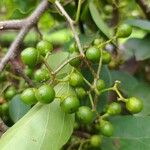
[135,0,150,19]
[0,0,49,72]
[10,59,34,87]
[0,117,8,136]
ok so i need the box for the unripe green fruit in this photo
[36,85,55,104]
[69,42,78,53]
[104,5,113,14]
[107,102,121,115]
[75,87,86,99]
[24,67,33,78]
[69,52,80,67]
[34,69,50,82]
[4,86,17,100]
[21,47,39,68]
[93,38,101,46]
[61,96,80,114]
[69,72,84,87]
[102,51,112,64]
[76,106,94,124]
[86,47,100,63]
[96,79,105,91]
[90,135,102,147]
[126,97,143,114]
[1,103,9,114]
[116,24,132,38]
[21,88,37,104]
[100,120,114,137]
[36,40,53,56]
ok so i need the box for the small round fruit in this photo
[69,42,78,53]
[61,96,80,114]
[86,47,100,63]
[102,51,111,64]
[1,103,9,114]
[24,67,33,78]
[104,5,113,14]
[90,135,102,147]
[100,121,114,137]
[75,87,86,99]
[21,47,38,68]
[4,86,16,100]
[116,24,132,38]
[76,106,94,124]
[36,40,53,56]
[96,79,105,91]
[69,72,84,87]
[93,38,101,46]
[21,88,37,104]
[69,52,80,67]
[34,69,50,82]
[107,102,121,115]
[126,97,143,114]
[36,85,55,104]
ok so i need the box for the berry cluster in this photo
[0,24,143,149]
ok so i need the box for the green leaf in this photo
[110,70,138,95]
[89,1,112,39]
[125,35,150,61]
[47,51,73,78]
[130,83,150,116]
[0,83,75,150]
[9,95,31,123]
[102,116,150,150]
[126,19,150,32]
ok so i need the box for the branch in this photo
[55,1,85,57]
[0,0,49,72]
[135,0,150,19]
[10,59,34,87]
[0,20,25,30]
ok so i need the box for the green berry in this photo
[117,24,132,38]
[36,40,53,56]
[21,88,37,104]
[90,135,102,147]
[126,97,143,114]
[69,52,80,67]
[69,42,78,53]
[86,47,100,63]
[102,51,111,64]
[96,79,105,91]
[1,103,9,114]
[104,5,113,14]
[107,102,121,115]
[61,96,80,114]
[4,86,16,100]
[76,106,94,124]
[36,85,55,104]
[34,68,50,82]
[24,67,33,78]
[100,120,114,137]
[69,72,84,87]
[21,47,39,68]
[93,38,101,46]
[75,87,86,99]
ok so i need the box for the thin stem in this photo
[96,48,103,79]
[75,0,82,23]
[53,55,80,74]
[88,92,95,110]
[55,1,85,56]
[41,56,55,79]
[0,83,11,96]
